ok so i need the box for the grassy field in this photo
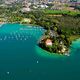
[70,35,80,41]
[44,10,80,16]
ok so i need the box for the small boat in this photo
[37,61,39,64]
[0,38,2,40]
[20,38,22,40]
[24,38,26,40]
[64,53,70,56]
[6,72,10,74]
[4,36,7,40]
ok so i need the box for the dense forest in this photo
[25,11,80,36]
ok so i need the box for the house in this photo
[21,0,31,12]
[61,46,66,53]
[39,4,48,8]
[33,4,48,9]
[21,18,31,24]
[21,8,31,12]
[45,39,52,46]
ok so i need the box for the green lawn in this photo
[70,35,80,41]
[44,10,80,16]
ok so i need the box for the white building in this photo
[4,0,17,4]
[21,0,31,12]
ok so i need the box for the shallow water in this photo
[0,24,80,80]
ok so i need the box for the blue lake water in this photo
[0,23,80,80]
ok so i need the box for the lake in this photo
[0,23,80,80]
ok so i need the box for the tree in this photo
[60,34,65,39]
[54,27,57,31]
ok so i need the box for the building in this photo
[51,0,63,10]
[4,0,17,4]
[21,18,31,24]
[45,39,52,46]
[69,0,80,6]
[21,0,31,12]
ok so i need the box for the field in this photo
[44,10,80,16]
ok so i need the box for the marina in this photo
[0,24,79,80]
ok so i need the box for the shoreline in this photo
[0,22,6,24]
[0,22,40,27]
[0,23,79,57]
[35,45,68,59]
[36,38,80,58]
[38,33,80,57]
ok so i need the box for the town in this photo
[0,0,80,23]
[0,0,80,22]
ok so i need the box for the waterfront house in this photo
[45,39,52,46]
[21,18,31,24]
[21,0,31,12]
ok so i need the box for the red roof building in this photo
[45,39,52,46]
